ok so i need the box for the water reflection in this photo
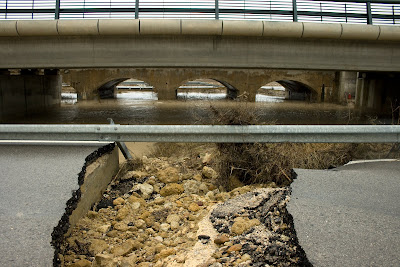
[5,98,389,125]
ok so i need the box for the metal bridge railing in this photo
[0,0,399,25]
[0,124,399,143]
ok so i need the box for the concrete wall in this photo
[63,68,337,102]
[0,20,399,71]
[0,71,61,121]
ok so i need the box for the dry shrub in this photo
[217,142,353,188]
[210,101,350,188]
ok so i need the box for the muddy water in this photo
[5,98,389,125]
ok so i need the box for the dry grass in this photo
[149,101,398,190]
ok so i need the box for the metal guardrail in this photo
[0,0,399,25]
[0,124,399,143]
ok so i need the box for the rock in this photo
[114,222,129,232]
[130,202,141,210]
[214,234,230,245]
[183,179,201,194]
[106,230,118,237]
[92,254,117,267]
[157,167,180,183]
[120,255,138,267]
[154,236,163,242]
[240,254,251,262]
[135,219,146,229]
[89,239,109,255]
[202,153,212,164]
[160,223,170,231]
[188,202,200,212]
[198,183,210,195]
[96,225,111,234]
[206,191,215,200]
[166,214,181,230]
[215,192,230,202]
[193,174,202,182]
[69,259,91,267]
[134,183,154,199]
[127,195,146,206]
[160,183,184,197]
[113,197,125,206]
[87,210,98,219]
[116,207,129,221]
[202,166,218,179]
[156,248,176,259]
[227,244,242,253]
[123,170,148,180]
[231,217,260,235]
[111,240,142,256]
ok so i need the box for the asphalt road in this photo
[0,143,103,267]
[288,160,400,267]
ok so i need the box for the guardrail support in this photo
[107,119,132,160]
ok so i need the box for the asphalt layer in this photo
[288,160,400,267]
[0,144,102,267]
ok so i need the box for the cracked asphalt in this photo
[288,160,400,267]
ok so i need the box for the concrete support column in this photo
[355,73,383,111]
[337,71,357,104]
[156,87,177,100]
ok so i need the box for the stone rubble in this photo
[59,151,310,267]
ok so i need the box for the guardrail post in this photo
[107,118,133,160]
[215,0,219,19]
[292,0,298,22]
[55,0,60,19]
[135,0,139,19]
[366,1,372,24]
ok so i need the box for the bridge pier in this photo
[355,72,400,114]
[0,69,61,122]
[337,71,357,104]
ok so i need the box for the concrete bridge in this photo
[1,19,400,120]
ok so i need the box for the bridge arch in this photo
[97,78,157,99]
[255,78,321,102]
[176,78,239,100]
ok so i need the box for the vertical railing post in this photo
[215,0,219,20]
[5,0,8,19]
[135,0,139,19]
[292,0,298,22]
[393,5,395,25]
[366,1,372,24]
[55,0,60,19]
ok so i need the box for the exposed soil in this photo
[57,142,397,267]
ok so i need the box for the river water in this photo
[6,96,392,125]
